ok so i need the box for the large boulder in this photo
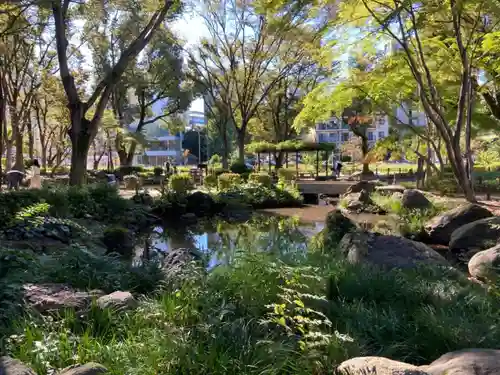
[97,291,137,311]
[426,204,493,245]
[23,283,104,313]
[337,356,427,375]
[338,231,451,270]
[345,180,378,195]
[402,189,432,210]
[185,191,215,216]
[468,245,500,283]
[58,363,108,375]
[324,209,357,244]
[343,190,372,211]
[449,216,500,252]
[422,348,500,375]
[0,356,37,375]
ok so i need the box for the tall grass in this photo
[4,243,500,374]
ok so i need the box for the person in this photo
[165,160,171,175]
[28,159,41,189]
[336,161,343,177]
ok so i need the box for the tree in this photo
[192,0,321,162]
[49,0,179,185]
[112,28,192,167]
[267,0,494,201]
[249,61,324,168]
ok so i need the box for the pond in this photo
[139,214,325,268]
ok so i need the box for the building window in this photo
[378,131,384,139]
[341,132,349,142]
[319,133,328,142]
[368,131,375,141]
[329,132,338,142]
[378,117,385,125]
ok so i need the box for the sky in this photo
[172,13,207,113]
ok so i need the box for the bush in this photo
[169,173,194,194]
[204,174,218,189]
[153,166,164,177]
[277,168,296,182]
[209,154,221,165]
[230,161,250,174]
[249,172,272,187]
[215,181,302,209]
[218,173,242,190]
[213,167,230,177]
[115,165,144,177]
[0,184,136,229]
[341,155,352,162]
[102,225,134,257]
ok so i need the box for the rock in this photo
[449,216,500,252]
[338,231,451,270]
[123,175,140,190]
[97,291,137,311]
[0,356,37,375]
[162,248,201,279]
[185,191,215,216]
[375,185,406,195]
[337,356,428,375]
[23,283,104,313]
[324,209,357,244]
[426,204,493,245]
[402,189,432,210]
[344,190,372,211]
[131,192,154,206]
[468,245,500,283]
[422,348,500,375]
[346,180,378,195]
[58,363,108,375]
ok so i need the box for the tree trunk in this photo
[41,148,47,169]
[361,136,370,174]
[14,125,24,171]
[222,122,229,169]
[275,151,284,169]
[27,122,34,160]
[237,130,245,163]
[68,113,94,186]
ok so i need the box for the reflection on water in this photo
[146,214,324,268]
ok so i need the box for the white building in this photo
[314,113,390,151]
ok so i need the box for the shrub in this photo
[277,168,296,183]
[249,172,272,187]
[204,174,218,189]
[102,225,134,257]
[341,155,352,162]
[115,165,144,177]
[153,166,164,177]
[209,154,221,165]
[230,161,250,174]
[169,173,194,194]
[218,173,242,190]
[212,167,230,177]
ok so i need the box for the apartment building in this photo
[314,113,390,150]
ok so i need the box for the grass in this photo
[4,248,500,374]
[370,192,447,237]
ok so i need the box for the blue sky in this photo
[172,13,206,112]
